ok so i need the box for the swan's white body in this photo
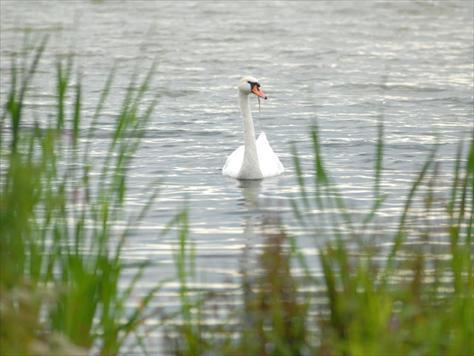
[222,77,284,180]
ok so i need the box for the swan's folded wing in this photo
[222,145,245,178]
[256,132,284,178]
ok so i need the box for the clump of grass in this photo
[237,229,310,355]
[169,121,473,355]
[167,219,310,356]
[0,38,161,355]
[300,124,473,355]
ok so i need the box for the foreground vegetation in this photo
[168,125,473,355]
[0,39,160,355]
[1,42,473,355]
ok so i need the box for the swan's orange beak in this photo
[251,85,267,100]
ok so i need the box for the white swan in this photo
[222,76,284,180]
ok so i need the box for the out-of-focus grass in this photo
[169,122,473,355]
[0,38,161,355]
[307,122,473,355]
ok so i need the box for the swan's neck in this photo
[240,93,257,150]
[239,92,262,179]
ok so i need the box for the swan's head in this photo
[238,76,267,99]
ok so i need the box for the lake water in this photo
[1,0,473,352]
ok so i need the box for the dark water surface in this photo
[1,0,473,352]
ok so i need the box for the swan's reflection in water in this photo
[238,179,263,209]
[236,177,284,263]
[236,179,264,276]
[236,178,283,236]
[236,179,263,245]
[237,178,291,313]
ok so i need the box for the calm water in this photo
[1,0,473,351]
